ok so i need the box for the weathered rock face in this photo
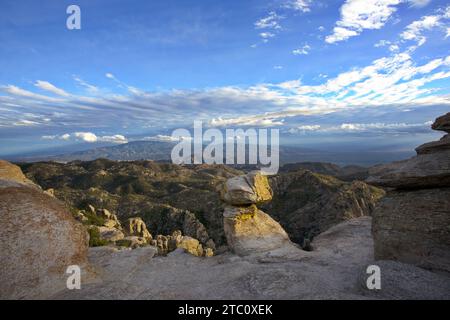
[220,171,272,206]
[223,205,293,256]
[0,160,38,188]
[366,149,450,189]
[0,161,89,299]
[368,113,450,273]
[372,188,450,272]
[415,134,450,155]
[432,112,450,132]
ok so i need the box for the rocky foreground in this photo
[51,217,450,300]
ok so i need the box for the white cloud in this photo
[13,119,40,126]
[60,133,71,141]
[73,76,99,94]
[407,0,431,8]
[255,12,282,30]
[401,14,442,46]
[292,44,311,55]
[143,134,191,142]
[74,132,98,143]
[288,121,434,134]
[326,0,402,44]
[41,135,58,140]
[286,0,311,13]
[374,39,392,47]
[1,85,63,103]
[389,44,400,51]
[42,132,127,144]
[2,47,449,131]
[34,80,70,97]
[105,73,116,80]
[99,134,128,144]
[210,116,284,127]
[288,125,321,133]
[260,32,275,39]
[339,121,431,131]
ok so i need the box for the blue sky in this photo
[0,0,449,157]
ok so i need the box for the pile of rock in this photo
[150,231,213,257]
[80,204,213,257]
[367,112,450,273]
[219,171,297,256]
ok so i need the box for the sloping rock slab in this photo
[366,149,450,189]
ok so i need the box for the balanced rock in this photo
[223,205,292,256]
[0,161,89,299]
[220,171,272,205]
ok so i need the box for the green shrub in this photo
[88,227,109,247]
[115,239,133,247]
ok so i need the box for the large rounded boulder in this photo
[0,161,89,299]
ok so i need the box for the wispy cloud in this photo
[284,0,311,13]
[326,0,402,44]
[292,44,311,55]
[407,0,431,8]
[42,132,128,144]
[2,48,449,132]
[401,14,443,46]
[255,11,282,30]
[34,80,70,97]
[288,121,433,134]
[143,134,191,142]
[73,76,99,94]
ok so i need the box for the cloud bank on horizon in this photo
[0,0,449,156]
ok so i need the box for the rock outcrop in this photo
[367,112,450,189]
[223,205,292,256]
[220,172,299,256]
[124,217,152,241]
[0,160,38,188]
[367,112,450,273]
[0,161,89,299]
[264,170,385,246]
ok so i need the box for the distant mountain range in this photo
[10,140,415,167]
